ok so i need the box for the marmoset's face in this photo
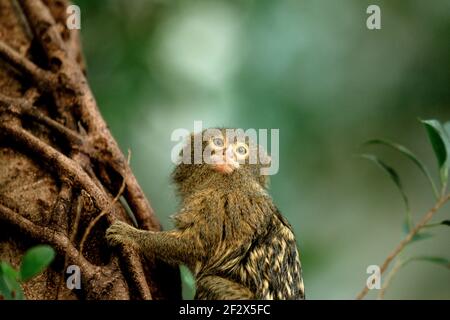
[206,134,250,174]
[173,128,271,193]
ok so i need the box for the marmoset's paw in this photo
[106,221,138,247]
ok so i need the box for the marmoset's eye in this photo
[234,143,249,157]
[212,137,224,148]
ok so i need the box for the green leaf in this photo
[19,245,55,282]
[422,120,449,167]
[410,232,433,243]
[0,274,14,300]
[402,219,411,235]
[360,154,410,222]
[409,256,450,269]
[0,262,24,300]
[423,220,450,229]
[421,119,450,188]
[179,265,196,299]
[444,121,450,137]
[0,261,18,279]
[180,265,195,289]
[365,139,439,199]
[0,262,16,300]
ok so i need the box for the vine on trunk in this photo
[0,0,181,300]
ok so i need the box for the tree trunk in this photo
[0,0,181,300]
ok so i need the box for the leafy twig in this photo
[356,193,450,299]
[378,256,450,299]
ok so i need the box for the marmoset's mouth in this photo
[210,145,240,174]
[212,163,236,174]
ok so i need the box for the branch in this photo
[80,164,128,255]
[0,201,134,299]
[0,202,95,279]
[57,190,83,299]
[0,40,57,89]
[122,165,161,231]
[356,193,450,299]
[18,0,159,232]
[1,118,152,299]
[377,259,403,299]
[44,0,86,72]
[18,0,68,71]
[0,93,83,145]
[0,122,112,213]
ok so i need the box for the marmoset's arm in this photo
[106,221,203,266]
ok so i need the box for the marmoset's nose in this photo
[225,145,235,163]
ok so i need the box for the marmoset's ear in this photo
[257,146,272,188]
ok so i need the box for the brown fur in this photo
[107,129,305,300]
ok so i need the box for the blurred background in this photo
[74,0,450,299]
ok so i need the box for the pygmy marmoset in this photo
[106,128,305,299]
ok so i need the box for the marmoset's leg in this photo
[195,275,254,300]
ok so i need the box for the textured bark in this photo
[0,0,181,300]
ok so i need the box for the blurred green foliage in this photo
[0,245,55,300]
[75,0,450,299]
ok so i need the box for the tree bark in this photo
[0,0,181,300]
